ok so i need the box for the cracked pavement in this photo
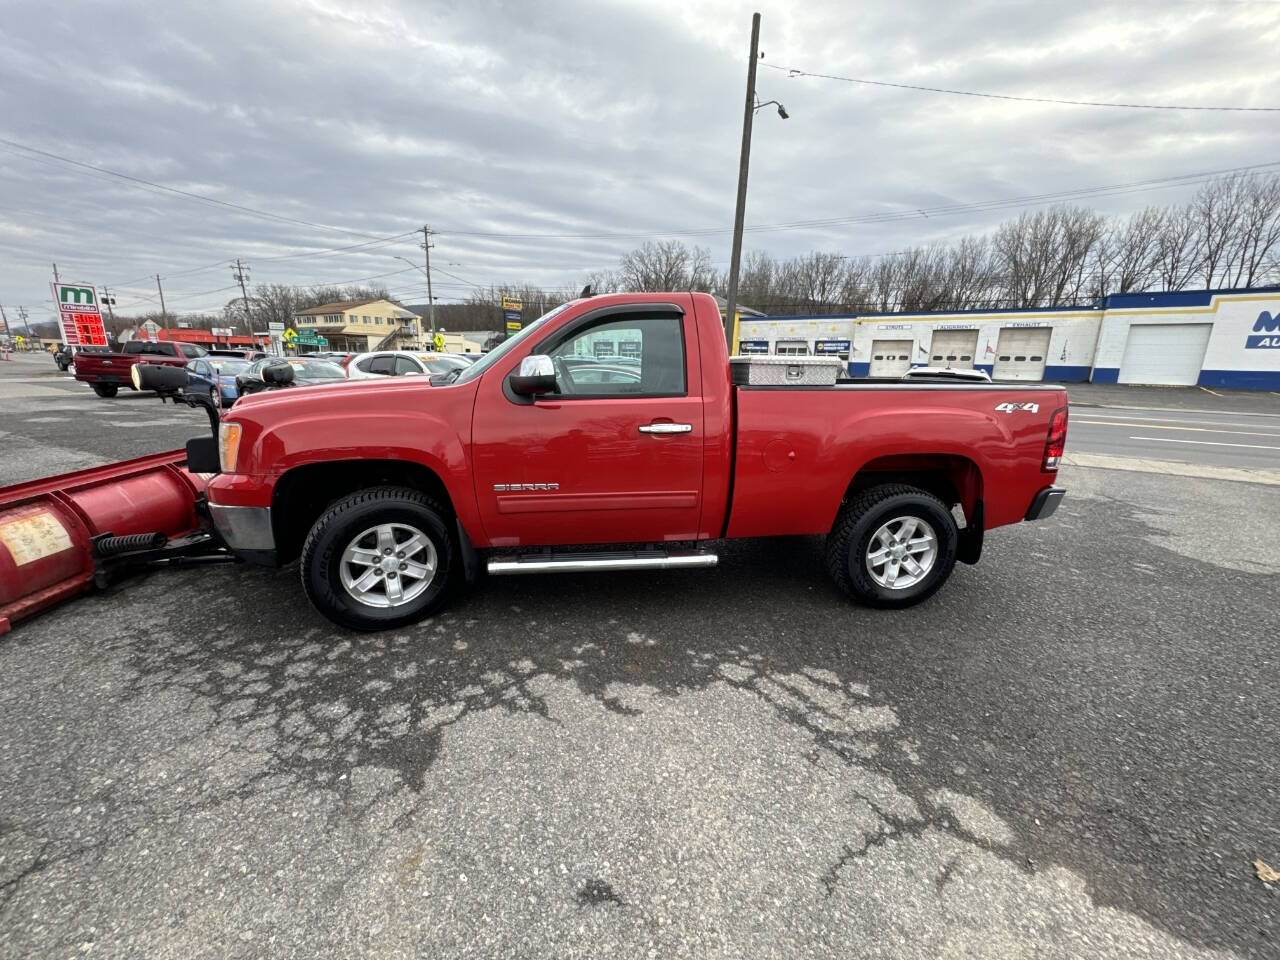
[1,355,1278,957]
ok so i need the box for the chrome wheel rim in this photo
[865,515,938,590]
[339,522,437,608]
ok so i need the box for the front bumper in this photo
[208,503,277,565]
[1025,485,1066,521]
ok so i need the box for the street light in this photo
[723,11,789,347]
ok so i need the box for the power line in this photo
[106,230,419,289]
[0,136,395,240]
[250,230,420,262]
[759,61,1280,112]
[435,160,1280,241]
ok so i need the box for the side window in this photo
[368,355,396,375]
[356,357,375,373]
[394,355,419,375]
[546,315,685,397]
[185,359,201,374]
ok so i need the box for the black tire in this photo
[300,486,455,631]
[92,382,118,398]
[825,483,959,609]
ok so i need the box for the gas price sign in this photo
[50,282,109,347]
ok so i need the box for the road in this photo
[0,353,207,485]
[1,354,1278,958]
[1068,404,1280,471]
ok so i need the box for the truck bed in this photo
[725,382,1067,538]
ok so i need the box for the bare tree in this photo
[1192,175,1249,287]
[619,240,713,291]
[1226,174,1280,287]
[1102,207,1164,294]
[1156,205,1201,290]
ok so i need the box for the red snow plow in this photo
[0,450,224,634]
[0,363,234,635]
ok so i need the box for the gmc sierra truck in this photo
[203,292,1068,631]
[75,340,207,397]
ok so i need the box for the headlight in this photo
[130,363,143,390]
[218,421,243,473]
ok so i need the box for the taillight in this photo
[1043,406,1068,471]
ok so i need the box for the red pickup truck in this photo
[205,292,1067,630]
[74,340,207,397]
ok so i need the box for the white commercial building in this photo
[734,286,1280,390]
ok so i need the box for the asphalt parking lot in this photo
[1,353,1278,958]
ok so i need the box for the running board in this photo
[487,549,718,576]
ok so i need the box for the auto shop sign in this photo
[50,282,109,347]
[1246,310,1280,348]
[502,295,523,332]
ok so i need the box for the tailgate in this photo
[74,354,133,380]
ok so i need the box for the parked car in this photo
[236,356,347,396]
[74,340,207,397]
[306,351,356,370]
[183,356,253,406]
[203,291,1069,631]
[345,351,470,379]
[900,367,993,383]
[207,348,268,361]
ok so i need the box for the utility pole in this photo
[98,286,116,322]
[155,275,169,331]
[232,259,253,334]
[422,225,436,334]
[724,11,762,347]
[0,303,9,336]
[18,306,30,336]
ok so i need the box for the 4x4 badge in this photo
[995,401,1039,413]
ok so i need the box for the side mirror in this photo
[508,355,557,396]
[133,362,189,394]
[262,363,295,386]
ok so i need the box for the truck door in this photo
[471,303,705,547]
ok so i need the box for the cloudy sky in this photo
[2,0,1278,326]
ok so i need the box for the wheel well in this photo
[271,459,454,563]
[844,454,983,526]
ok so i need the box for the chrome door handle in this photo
[638,422,692,434]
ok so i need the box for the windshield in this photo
[453,301,575,384]
[209,358,250,375]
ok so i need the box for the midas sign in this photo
[1245,310,1280,349]
[50,281,109,347]
[501,296,522,312]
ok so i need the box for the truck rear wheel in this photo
[91,383,118,398]
[300,486,455,631]
[825,484,959,609]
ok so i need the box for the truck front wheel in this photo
[825,484,959,609]
[91,383,118,398]
[300,486,455,631]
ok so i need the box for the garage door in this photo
[929,330,979,369]
[993,327,1052,381]
[869,340,913,377]
[1118,323,1212,386]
